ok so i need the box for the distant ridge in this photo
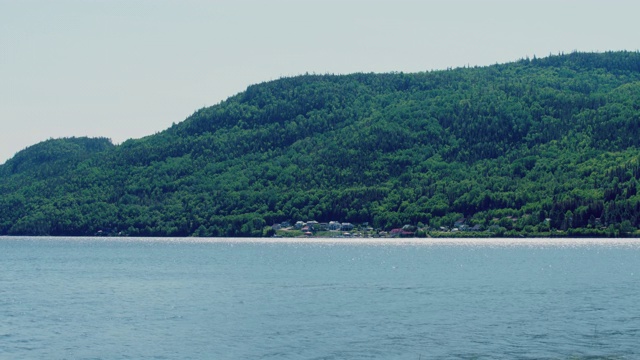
[2,51,640,237]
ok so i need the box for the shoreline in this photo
[2,236,640,247]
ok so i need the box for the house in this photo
[294,221,305,229]
[341,222,354,231]
[390,228,414,237]
[390,228,403,236]
[329,221,342,231]
[307,220,319,230]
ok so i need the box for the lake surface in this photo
[2,237,640,359]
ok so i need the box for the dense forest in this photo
[3,51,640,237]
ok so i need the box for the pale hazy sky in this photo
[1,0,638,164]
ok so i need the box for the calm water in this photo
[1,237,640,359]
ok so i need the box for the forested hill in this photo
[3,51,640,237]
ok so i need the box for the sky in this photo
[1,0,639,164]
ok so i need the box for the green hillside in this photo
[3,51,640,237]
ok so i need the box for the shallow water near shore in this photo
[2,237,640,359]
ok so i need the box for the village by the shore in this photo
[269,216,632,238]
[270,219,485,238]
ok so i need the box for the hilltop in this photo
[2,51,640,237]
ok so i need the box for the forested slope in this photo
[2,51,640,237]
